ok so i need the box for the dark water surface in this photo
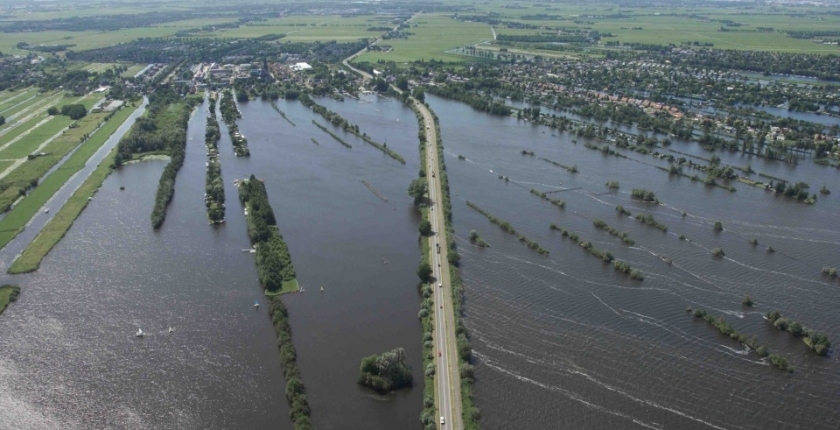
[428,93,840,430]
[2,91,837,430]
[0,94,424,430]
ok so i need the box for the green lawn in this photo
[0,284,21,316]
[263,278,301,296]
[0,104,137,250]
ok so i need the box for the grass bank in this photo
[0,284,21,316]
[8,148,118,273]
[420,101,481,429]
[0,104,137,250]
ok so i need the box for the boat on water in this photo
[136,328,144,337]
[320,286,324,292]
[254,301,259,308]
[168,327,174,333]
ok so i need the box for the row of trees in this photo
[467,200,549,255]
[219,90,250,156]
[114,88,197,229]
[204,99,225,224]
[237,175,311,428]
[765,311,831,356]
[691,308,792,372]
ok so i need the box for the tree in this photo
[0,116,5,126]
[417,261,432,282]
[396,77,409,91]
[407,177,427,206]
[413,88,425,102]
[373,78,388,93]
[418,220,432,236]
[47,106,58,115]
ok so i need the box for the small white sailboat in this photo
[320,286,324,292]
[254,300,259,308]
[168,327,175,334]
[136,328,144,337]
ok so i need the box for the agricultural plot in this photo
[0,104,135,248]
[120,64,147,77]
[356,14,496,64]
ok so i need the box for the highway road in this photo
[342,34,463,429]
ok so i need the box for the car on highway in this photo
[438,351,441,357]
[438,282,442,288]
[440,416,445,425]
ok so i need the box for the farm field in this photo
[0,103,135,249]
[355,14,496,64]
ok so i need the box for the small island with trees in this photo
[358,347,414,394]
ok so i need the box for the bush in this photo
[711,247,725,257]
[60,103,87,120]
[631,188,657,202]
[606,180,619,189]
[417,262,432,282]
[358,348,414,393]
[418,220,432,236]
[742,295,753,306]
[713,221,723,231]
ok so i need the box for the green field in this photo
[121,64,147,77]
[0,103,136,249]
[0,284,21,316]
[356,14,495,64]
[0,93,102,160]
[8,148,117,274]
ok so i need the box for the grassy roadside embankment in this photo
[0,104,137,250]
[412,97,480,429]
[0,284,21,316]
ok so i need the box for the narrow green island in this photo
[635,213,668,232]
[312,120,352,148]
[0,284,21,316]
[529,188,566,209]
[115,89,198,229]
[299,93,405,164]
[204,98,225,224]
[550,224,643,280]
[467,200,549,255]
[765,311,831,356]
[469,230,489,247]
[593,219,635,245]
[358,347,414,394]
[219,89,250,157]
[238,175,312,429]
[690,308,792,373]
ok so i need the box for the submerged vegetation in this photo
[529,189,565,209]
[615,205,632,217]
[0,284,21,316]
[765,311,831,356]
[358,348,414,394]
[592,219,635,245]
[635,214,668,232]
[469,230,489,247]
[312,120,352,148]
[691,308,792,372]
[300,93,404,163]
[550,224,643,280]
[631,188,658,203]
[467,200,549,255]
